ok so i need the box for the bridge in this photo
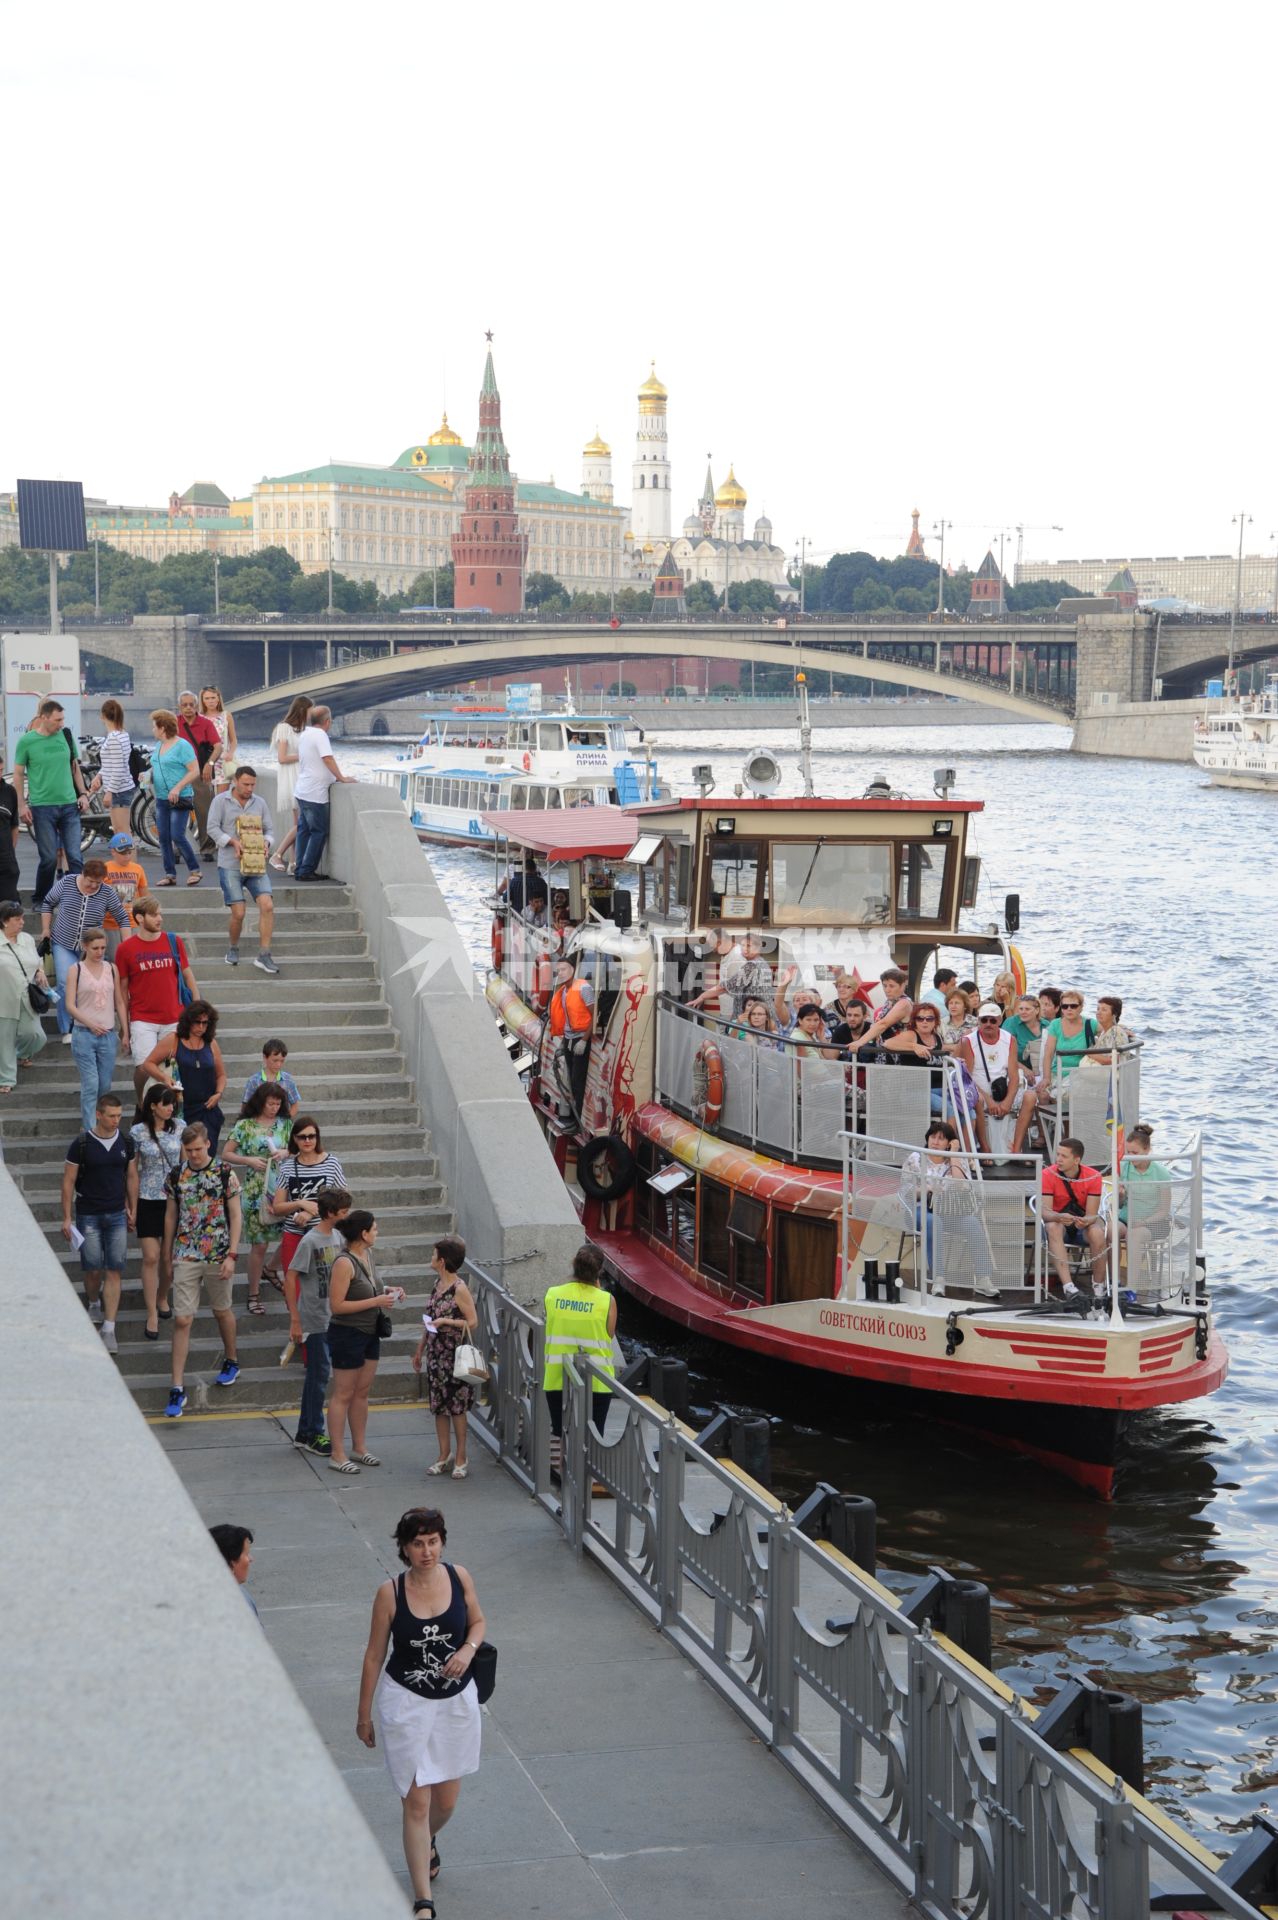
[217,621,1075,726]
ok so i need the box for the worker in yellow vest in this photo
[542,1243,616,1444]
[548,956,594,1117]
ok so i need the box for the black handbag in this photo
[471,1640,498,1703]
[5,941,52,1015]
[375,1308,394,1339]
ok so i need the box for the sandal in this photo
[156,878,176,888]
[350,1451,380,1467]
[426,1456,454,1476]
[269,856,287,872]
[158,1305,173,1320]
[413,1901,435,1918]
[144,1325,160,1341]
[328,1458,359,1474]
[451,1463,469,1479]
[185,873,202,887]
[248,1294,266,1316]
[263,1267,284,1293]
[430,1840,441,1881]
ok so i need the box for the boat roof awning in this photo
[481,806,640,861]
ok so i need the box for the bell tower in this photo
[630,363,671,544]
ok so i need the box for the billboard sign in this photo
[16,478,88,552]
[505,682,543,713]
[1,632,83,767]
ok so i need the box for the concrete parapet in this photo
[329,784,581,1304]
[0,1157,406,1920]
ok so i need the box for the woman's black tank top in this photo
[384,1567,469,1698]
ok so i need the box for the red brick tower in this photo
[451,338,527,613]
[969,549,1005,617]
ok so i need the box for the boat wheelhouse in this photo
[368,706,666,847]
[482,790,1225,1496]
[1193,677,1278,791]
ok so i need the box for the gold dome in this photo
[638,362,668,414]
[715,464,746,511]
[583,428,610,457]
[428,412,463,447]
[643,542,654,554]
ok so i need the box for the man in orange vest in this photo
[548,956,593,1118]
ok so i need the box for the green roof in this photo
[259,463,451,492]
[180,481,231,507]
[516,481,607,509]
[89,514,253,531]
[393,442,470,471]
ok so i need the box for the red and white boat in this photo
[483,765,1227,1496]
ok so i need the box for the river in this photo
[259,721,1277,1841]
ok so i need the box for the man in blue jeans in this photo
[285,1187,351,1454]
[60,1092,138,1356]
[293,706,354,881]
[14,699,91,905]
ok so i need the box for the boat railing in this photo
[1036,1040,1142,1168]
[461,1255,1258,1920]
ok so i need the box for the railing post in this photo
[766,1509,797,1751]
[532,1316,552,1501]
[1097,1775,1150,1915]
[566,1359,587,1557]
[656,1415,681,1632]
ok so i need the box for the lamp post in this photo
[326,525,335,615]
[933,519,951,619]
[213,552,220,617]
[1229,509,1250,682]
[1271,530,1278,624]
[794,533,810,617]
[93,536,100,615]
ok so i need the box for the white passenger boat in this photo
[1193,677,1278,791]
[369,704,668,847]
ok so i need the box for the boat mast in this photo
[796,669,815,798]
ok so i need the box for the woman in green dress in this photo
[221,1079,292,1312]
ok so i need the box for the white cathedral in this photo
[580,365,792,599]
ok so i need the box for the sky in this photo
[5,3,1276,575]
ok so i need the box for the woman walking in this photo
[326,1210,401,1474]
[130,1082,182,1334]
[357,1506,486,1919]
[138,1000,228,1151]
[149,709,202,886]
[0,898,47,1093]
[88,699,139,836]
[413,1237,479,1479]
[40,859,125,1041]
[268,1114,347,1282]
[199,687,237,794]
[64,926,130,1130]
[221,1079,292,1313]
[268,694,313,872]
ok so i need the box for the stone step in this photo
[26,1184,446,1227]
[1,1090,422,1138]
[126,1355,432,1418]
[18,1049,407,1088]
[194,975,383,1003]
[98,1305,441,1376]
[1,1123,430,1165]
[186,956,378,984]
[18,1168,445,1211]
[47,1223,451,1277]
[189,1006,393,1034]
[2,1071,416,1113]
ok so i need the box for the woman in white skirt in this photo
[268,693,313,872]
[358,1507,486,1919]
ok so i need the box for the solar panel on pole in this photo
[16,479,88,552]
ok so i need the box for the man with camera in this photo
[961,1001,1038,1156]
[1040,1135,1107,1305]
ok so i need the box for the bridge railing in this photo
[461,1256,1271,1920]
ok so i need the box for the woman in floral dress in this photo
[412,1236,479,1480]
[221,1080,292,1313]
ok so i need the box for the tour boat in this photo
[368,704,667,847]
[1193,677,1278,791]
[481,756,1227,1497]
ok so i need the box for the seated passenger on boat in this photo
[829,1000,872,1054]
[501,859,547,917]
[788,1002,839,1059]
[878,1003,971,1115]
[1087,995,1136,1063]
[1002,993,1046,1082]
[773,972,832,1040]
[1040,1136,1107,1300]
[1114,1123,1172,1288]
[828,971,877,1025]
[898,1119,998,1300]
[961,1003,1038,1155]
[727,997,782,1049]
[921,967,958,1016]
[940,989,975,1052]
[1039,990,1101,1086]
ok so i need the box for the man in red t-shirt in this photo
[1040,1135,1106,1303]
[116,895,201,1098]
[177,690,221,858]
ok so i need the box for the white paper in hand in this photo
[68,1224,85,1251]
[421,1315,436,1334]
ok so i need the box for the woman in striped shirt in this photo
[88,699,138,837]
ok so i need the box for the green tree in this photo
[726,579,778,613]
[1005,578,1082,612]
[538,591,570,616]
[852,577,891,611]
[569,591,609,615]
[219,566,282,611]
[608,680,637,698]
[685,579,720,613]
[399,566,454,610]
[523,570,564,609]
[0,549,49,619]
[892,586,930,615]
[615,587,653,615]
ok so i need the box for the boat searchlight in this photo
[742,748,783,796]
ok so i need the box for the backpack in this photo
[128,743,148,785]
[167,933,194,1007]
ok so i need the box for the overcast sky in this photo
[6,4,1274,573]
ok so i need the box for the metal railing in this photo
[847,1133,1047,1300]
[461,1257,1267,1919]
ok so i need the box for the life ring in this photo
[522,751,532,772]
[533,953,553,1011]
[1007,944,1027,996]
[576,1134,637,1201]
[490,917,504,973]
[692,1040,725,1130]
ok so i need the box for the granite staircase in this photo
[2,879,451,1418]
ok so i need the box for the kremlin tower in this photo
[451,339,527,614]
[905,508,927,559]
[630,363,672,545]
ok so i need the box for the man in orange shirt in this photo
[102,832,150,955]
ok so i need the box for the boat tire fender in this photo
[577,1134,637,1202]
[692,1039,725,1130]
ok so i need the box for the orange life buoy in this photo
[533,954,553,1011]
[1008,943,1027,995]
[490,917,504,973]
[692,1040,725,1130]
[522,751,532,772]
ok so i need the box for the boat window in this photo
[511,785,527,809]
[707,838,762,922]
[442,721,469,746]
[607,725,626,749]
[771,842,893,926]
[538,723,564,750]
[896,840,951,923]
[512,724,533,748]
[399,775,409,802]
[413,776,426,806]
[699,1178,731,1281]
[565,786,596,808]
[775,1213,837,1302]
[545,787,563,809]
[527,785,546,808]
[729,1193,767,1300]
[672,1186,696,1266]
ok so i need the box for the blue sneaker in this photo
[215,1357,240,1387]
[164,1387,187,1419]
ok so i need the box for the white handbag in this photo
[452,1342,489,1383]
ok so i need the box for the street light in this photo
[794,534,810,618]
[213,552,220,617]
[1229,509,1251,680]
[933,519,951,619]
[326,524,335,615]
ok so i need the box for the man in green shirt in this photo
[14,700,89,905]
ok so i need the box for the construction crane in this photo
[1015,523,1064,574]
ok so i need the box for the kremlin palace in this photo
[82,356,791,605]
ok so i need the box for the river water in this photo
[264,723,1277,1841]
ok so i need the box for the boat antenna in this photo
[796,670,815,798]
[563,669,575,715]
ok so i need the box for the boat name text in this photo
[819,1308,929,1342]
